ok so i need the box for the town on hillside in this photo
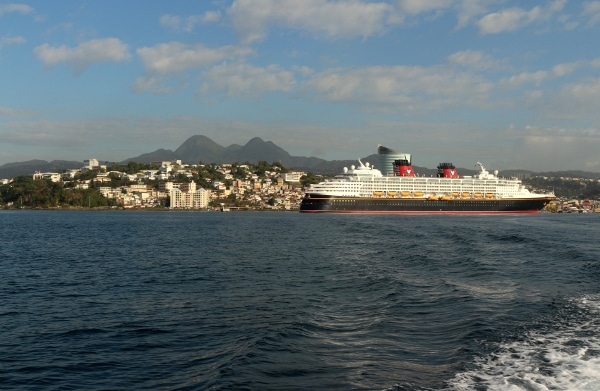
[0,158,599,213]
[0,158,314,211]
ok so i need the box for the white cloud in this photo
[514,76,600,126]
[396,0,572,33]
[0,106,31,116]
[0,117,195,157]
[199,63,296,98]
[501,71,549,87]
[0,35,26,48]
[477,0,567,34]
[202,11,222,24]
[133,43,255,94]
[224,0,572,43]
[583,1,600,26]
[455,0,490,29]
[137,42,253,74]
[561,77,600,103]
[478,7,535,34]
[292,65,314,77]
[396,0,453,15]
[551,62,579,77]
[228,0,392,43]
[159,14,181,31]
[131,75,185,95]
[498,61,581,89]
[385,0,455,25]
[549,0,568,13]
[34,38,131,75]
[447,50,505,71]
[590,57,600,68]
[305,65,493,112]
[159,11,222,32]
[507,125,600,171]
[0,3,33,17]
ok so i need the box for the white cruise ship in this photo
[300,153,555,214]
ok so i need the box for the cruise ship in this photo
[299,152,555,214]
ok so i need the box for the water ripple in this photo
[1,211,599,390]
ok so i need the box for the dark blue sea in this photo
[1,211,599,390]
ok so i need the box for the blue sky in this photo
[1,0,600,172]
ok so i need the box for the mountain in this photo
[2,135,600,179]
[224,137,289,163]
[174,135,226,163]
[0,136,328,178]
[123,135,328,170]
[0,159,82,178]
[123,135,230,165]
[121,148,177,163]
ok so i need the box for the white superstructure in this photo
[307,160,551,200]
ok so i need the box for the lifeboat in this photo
[428,194,438,200]
[413,191,424,197]
[485,193,494,198]
[462,192,471,198]
[452,192,459,198]
[440,194,452,200]
[400,191,411,197]
[474,192,483,198]
[373,191,383,197]
[387,191,397,197]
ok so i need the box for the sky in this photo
[1,0,600,172]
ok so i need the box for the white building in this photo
[377,145,411,176]
[84,158,99,169]
[32,171,61,182]
[98,186,113,197]
[159,182,175,192]
[129,184,149,192]
[82,158,106,173]
[170,182,210,209]
[62,170,79,180]
[282,171,305,182]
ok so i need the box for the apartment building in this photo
[32,171,61,182]
[169,181,210,209]
[281,171,305,182]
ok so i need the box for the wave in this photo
[445,294,600,390]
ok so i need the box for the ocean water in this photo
[1,210,599,390]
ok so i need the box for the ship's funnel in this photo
[378,146,411,176]
[437,163,459,178]
[393,159,415,177]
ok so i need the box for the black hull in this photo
[299,195,553,214]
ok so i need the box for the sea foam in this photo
[447,295,600,390]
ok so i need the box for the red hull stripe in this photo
[299,210,541,215]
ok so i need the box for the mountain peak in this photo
[174,135,225,163]
[246,137,265,144]
[125,135,295,165]
[229,136,290,162]
[0,136,328,177]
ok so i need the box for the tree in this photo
[272,161,288,173]
[300,172,323,188]
[0,175,120,209]
[254,161,270,176]
[174,173,191,183]
[230,164,248,179]
[76,170,97,181]
[0,176,36,206]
